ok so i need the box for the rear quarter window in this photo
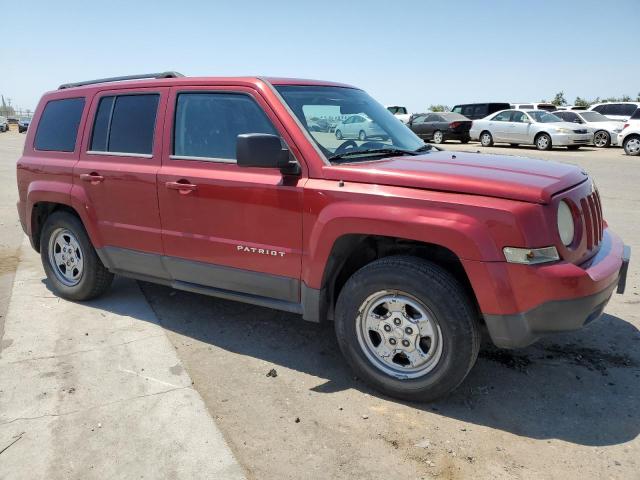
[90,94,159,155]
[34,98,85,152]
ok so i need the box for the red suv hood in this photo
[322,150,587,204]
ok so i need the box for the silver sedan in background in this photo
[335,114,387,141]
[553,110,624,147]
[470,109,594,150]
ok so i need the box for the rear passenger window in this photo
[90,94,159,155]
[173,93,277,161]
[34,98,85,152]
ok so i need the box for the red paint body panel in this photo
[15,76,627,326]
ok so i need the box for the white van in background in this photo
[511,103,557,111]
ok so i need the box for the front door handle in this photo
[80,173,105,183]
[165,180,198,194]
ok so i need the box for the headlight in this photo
[557,200,575,246]
[554,128,572,134]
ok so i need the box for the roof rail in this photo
[58,71,185,90]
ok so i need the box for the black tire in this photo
[40,211,113,301]
[593,130,611,148]
[334,256,480,402]
[480,131,493,147]
[623,135,640,156]
[567,145,581,151]
[335,129,343,140]
[535,132,552,151]
[432,130,444,144]
[358,130,367,141]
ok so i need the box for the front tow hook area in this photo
[617,245,631,294]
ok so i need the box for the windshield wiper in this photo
[413,144,433,153]
[328,147,421,163]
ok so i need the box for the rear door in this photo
[75,88,167,270]
[409,114,428,138]
[488,110,512,141]
[156,86,304,302]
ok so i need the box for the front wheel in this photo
[358,130,367,141]
[623,135,640,156]
[593,130,611,148]
[40,211,113,301]
[432,130,444,144]
[535,133,552,150]
[335,129,343,140]
[334,256,480,402]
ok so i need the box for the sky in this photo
[2,0,639,113]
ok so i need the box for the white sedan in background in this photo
[617,109,640,156]
[553,110,624,147]
[470,109,593,151]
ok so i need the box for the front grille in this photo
[580,190,604,250]
[573,129,588,134]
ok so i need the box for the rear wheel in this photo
[593,130,611,148]
[535,133,552,150]
[432,130,444,144]
[41,211,113,301]
[334,256,480,402]
[480,131,493,147]
[335,129,343,140]
[623,135,640,156]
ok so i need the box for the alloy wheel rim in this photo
[627,138,640,154]
[481,133,491,146]
[355,290,443,379]
[594,131,608,147]
[48,228,84,287]
[538,136,549,148]
[434,131,443,143]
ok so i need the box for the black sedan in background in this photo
[18,118,31,133]
[408,112,472,144]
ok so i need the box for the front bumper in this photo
[550,132,593,146]
[475,230,630,348]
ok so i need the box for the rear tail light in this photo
[622,123,629,130]
[449,122,460,129]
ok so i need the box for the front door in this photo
[157,87,305,302]
[75,88,168,269]
[509,111,532,143]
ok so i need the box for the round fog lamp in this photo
[557,200,575,246]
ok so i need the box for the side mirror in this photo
[236,134,299,174]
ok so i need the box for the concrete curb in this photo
[0,239,246,480]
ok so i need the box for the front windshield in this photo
[527,110,563,123]
[276,86,425,162]
[579,111,609,122]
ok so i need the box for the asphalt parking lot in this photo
[0,131,638,479]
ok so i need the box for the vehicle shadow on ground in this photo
[65,277,640,447]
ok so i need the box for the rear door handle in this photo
[165,180,198,194]
[80,173,105,183]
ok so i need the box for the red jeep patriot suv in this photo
[16,72,630,401]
